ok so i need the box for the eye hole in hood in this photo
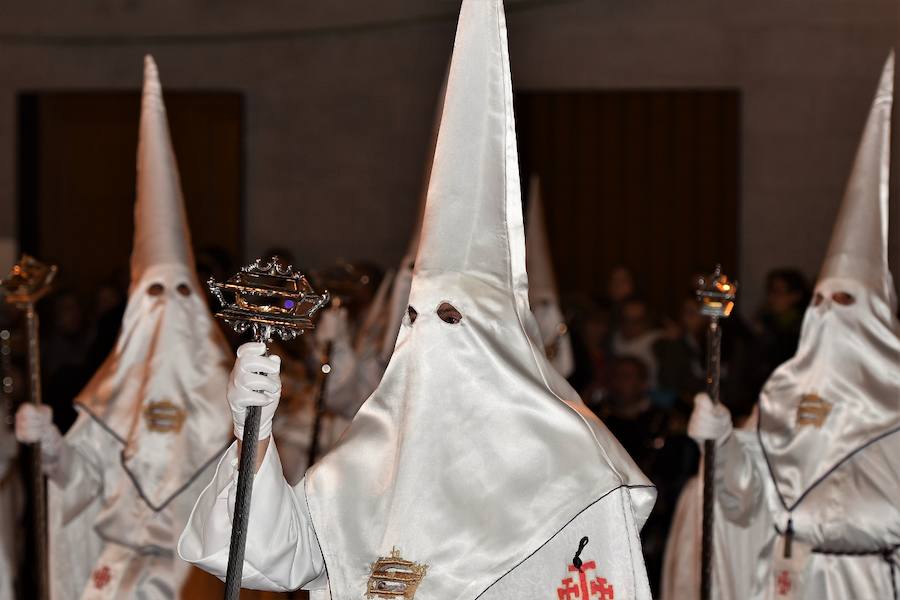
[832,291,855,306]
[437,302,463,325]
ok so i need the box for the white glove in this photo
[228,342,281,441]
[15,404,63,473]
[316,307,349,346]
[688,393,733,446]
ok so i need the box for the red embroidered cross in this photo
[776,570,792,596]
[92,566,112,590]
[556,560,615,599]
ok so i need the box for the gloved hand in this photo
[15,404,64,473]
[228,342,282,441]
[688,392,733,447]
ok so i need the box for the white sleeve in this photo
[715,430,764,526]
[177,439,326,592]
[53,416,105,525]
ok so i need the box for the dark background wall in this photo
[0,0,897,312]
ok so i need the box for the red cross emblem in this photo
[92,565,112,590]
[776,570,792,596]
[556,561,614,600]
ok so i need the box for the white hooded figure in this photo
[689,52,900,600]
[179,0,655,598]
[526,175,575,378]
[15,56,232,600]
[660,411,769,600]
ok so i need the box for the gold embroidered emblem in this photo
[796,394,831,428]
[143,400,187,433]
[367,548,427,599]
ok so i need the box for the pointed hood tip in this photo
[141,55,163,107]
[820,52,894,302]
[875,50,894,103]
[143,55,159,83]
[131,56,194,286]
[412,0,525,294]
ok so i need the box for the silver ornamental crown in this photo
[696,265,738,319]
[208,256,329,342]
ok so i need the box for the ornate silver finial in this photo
[208,256,330,343]
[695,265,737,319]
[0,255,57,306]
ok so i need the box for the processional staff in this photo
[305,263,373,468]
[695,265,737,600]
[208,257,329,600]
[0,255,57,600]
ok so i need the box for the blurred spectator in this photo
[655,296,707,408]
[611,296,663,385]
[571,301,612,399]
[84,275,128,374]
[196,245,237,289]
[588,355,698,596]
[753,268,809,377]
[42,290,93,431]
[605,265,637,339]
[607,264,636,306]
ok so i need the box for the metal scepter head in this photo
[208,256,330,343]
[696,265,738,319]
[0,255,58,306]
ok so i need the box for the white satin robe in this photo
[713,426,900,600]
[179,438,653,599]
[660,429,771,600]
[49,414,217,600]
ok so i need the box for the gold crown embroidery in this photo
[796,394,832,428]
[143,400,187,433]
[367,548,427,599]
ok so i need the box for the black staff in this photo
[0,255,57,600]
[306,340,333,468]
[209,257,328,600]
[695,265,737,600]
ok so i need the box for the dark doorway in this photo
[517,90,740,315]
[18,91,244,299]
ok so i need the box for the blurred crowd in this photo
[0,249,813,597]
[560,264,810,592]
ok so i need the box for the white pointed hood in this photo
[305,2,653,598]
[380,70,449,361]
[130,56,196,289]
[759,52,900,510]
[526,175,575,377]
[819,52,895,307]
[74,56,232,514]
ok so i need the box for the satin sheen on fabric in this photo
[181,0,654,597]
[758,53,900,509]
[50,56,232,600]
[712,53,900,600]
[660,423,770,600]
[303,0,654,597]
